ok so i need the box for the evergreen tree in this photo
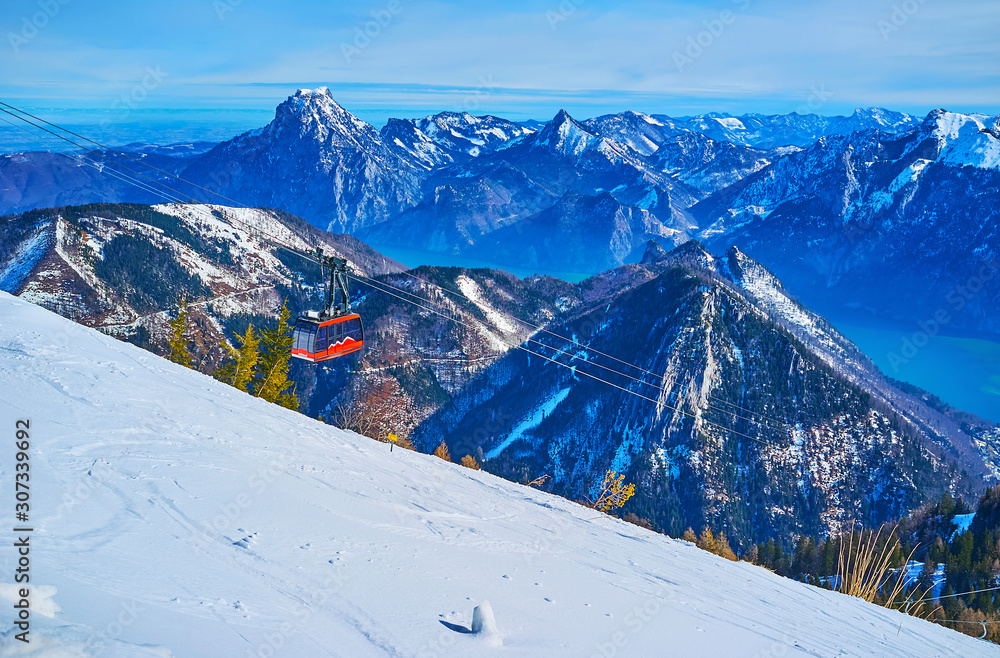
[215,325,260,392]
[254,303,298,410]
[792,536,809,574]
[167,299,194,368]
[820,536,838,575]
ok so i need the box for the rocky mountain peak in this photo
[916,109,1000,170]
[270,88,380,147]
[640,238,714,270]
[639,238,671,264]
[535,109,602,155]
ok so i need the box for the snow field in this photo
[0,291,995,656]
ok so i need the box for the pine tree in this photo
[167,299,194,368]
[215,325,260,392]
[254,303,298,410]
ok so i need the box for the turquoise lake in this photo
[829,319,1000,423]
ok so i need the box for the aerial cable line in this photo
[395,267,791,428]
[0,100,257,211]
[0,109,320,312]
[367,270,777,431]
[0,102,772,443]
[0,113,200,205]
[0,103,314,257]
[0,106,203,202]
[354,272,768,445]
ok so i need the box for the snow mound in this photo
[471,600,502,647]
[0,291,993,657]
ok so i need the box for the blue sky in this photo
[1,0,997,134]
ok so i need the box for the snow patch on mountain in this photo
[537,111,602,156]
[731,253,816,333]
[0,221,51,292]
[941,129,1000,171]
[952,513,976,539]
[714,117,746,131]
[486,387,572,459]
[457,275,518,334]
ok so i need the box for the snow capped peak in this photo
[380,111,534,168]
[295,86,333,99]
[535,109,602,155]
[284,87,350,119]
[268,87,383,149]
[850,107,908,128]
[548,108,576,128]
[852,107,890,121]
[920,109,1000,170]
[923,108,983,140]
[621,109,661,125]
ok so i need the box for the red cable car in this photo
[291,252,365,363]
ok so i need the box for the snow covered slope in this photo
[0,292,993,657]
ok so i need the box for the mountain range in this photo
[696,109,1000,336]
[2,202,996,549]
[2,89,995,340]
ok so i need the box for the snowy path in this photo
[0,291,994,656]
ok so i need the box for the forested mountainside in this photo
[0,202,404,369]
[2,202,996,551]
[409,241,994,547]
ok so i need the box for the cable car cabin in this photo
[291,312,364,362]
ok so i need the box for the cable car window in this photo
[316,325,328,352]
[344,317,361,342]
[293,321,316,352]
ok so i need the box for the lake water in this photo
[829,319,1000,423]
